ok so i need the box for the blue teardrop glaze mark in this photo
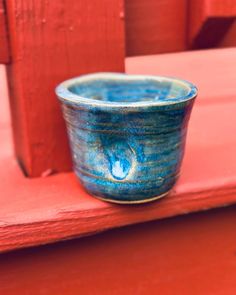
[111,158,131,180]
[101,137,134,180]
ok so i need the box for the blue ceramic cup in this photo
[56,73,197,204]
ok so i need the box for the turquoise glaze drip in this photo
[56,73,197,203]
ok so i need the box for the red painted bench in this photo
[1,1,236,294]
[1,48,236,253]
[1,48,236,294]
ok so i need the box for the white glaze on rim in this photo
[55,72,198,108]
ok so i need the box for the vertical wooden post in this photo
[5,0,125,177]
[0,0,9,63]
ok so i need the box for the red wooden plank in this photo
[1,48,236,253]
[1,206,236,295]
[0,65,10,127]
[126,48,236,101]
[125,0,187,56]
[205,0,236,17]
[5,0,125,177]
[188,0,236,48]
[0,0,9,63]
[219,20,236,47]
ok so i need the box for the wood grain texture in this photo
[1,48,236,253]
[1,205,236,295]
[125,0,187,56]
[188,0,236,48]
[0,0,9,63]
[5,0,125,177]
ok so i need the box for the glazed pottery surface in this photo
[56,73,197,204]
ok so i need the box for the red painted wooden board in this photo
[1,205,236,295]
[125,0,187,56]
[5,0,125,177]
[220,20,236,47]
[1,48,236,253]
[189,0,236,48]
[0,0,9,63]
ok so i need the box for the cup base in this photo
[92,190,171,205]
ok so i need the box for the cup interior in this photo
[68,76,192,103]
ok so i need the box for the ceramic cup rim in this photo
[55,72,198,109]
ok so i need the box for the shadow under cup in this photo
[56,73,197,204]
